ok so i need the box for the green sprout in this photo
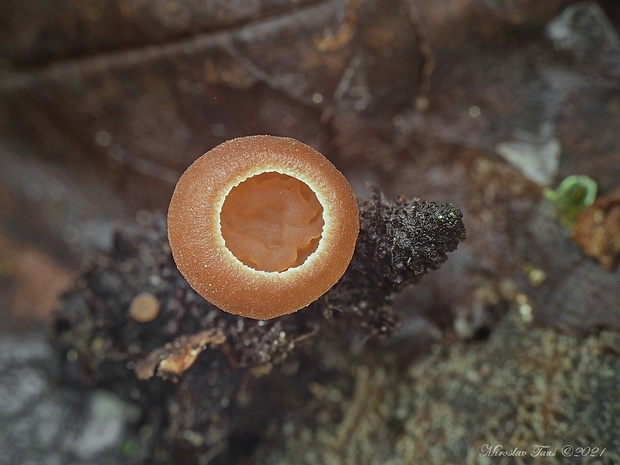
[119,439,141,458]
[543,175,597,230]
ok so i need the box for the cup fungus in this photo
[168,135,359,319]
[129,292,160,323]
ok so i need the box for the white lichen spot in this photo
[468,105,481,118]
[94,131,112,147]
[312,93,324,104]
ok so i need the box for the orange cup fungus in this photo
[167,135,359,319]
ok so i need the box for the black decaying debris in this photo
[324,192,466,334]
[356,192,466,291]
[53,192,465,464]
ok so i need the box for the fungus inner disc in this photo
[220,172,324,272]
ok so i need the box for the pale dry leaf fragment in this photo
[134,329,226,381]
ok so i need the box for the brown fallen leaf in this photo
[572,187,620,271]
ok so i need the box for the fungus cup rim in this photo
[167,135,359,319]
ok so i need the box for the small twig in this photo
[403,0,435,112]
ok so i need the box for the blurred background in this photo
[1,0,619,464]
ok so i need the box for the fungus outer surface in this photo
[167,135,359,319]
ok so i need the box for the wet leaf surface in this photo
[2,0,619,333]
[1,1,620,464]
